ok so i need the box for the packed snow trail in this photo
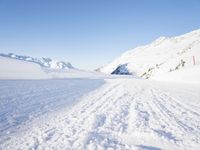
[1,79,200,150]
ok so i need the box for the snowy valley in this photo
[0,29,200,150]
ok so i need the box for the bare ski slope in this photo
[1,78,200,150]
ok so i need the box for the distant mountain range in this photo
[99,28,200,79]
[0,53,74,70]
[0,52,106,79]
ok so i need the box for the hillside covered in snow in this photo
[99,29,200,83]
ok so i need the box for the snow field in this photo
[0,79,104,144]
[1,78,200,150]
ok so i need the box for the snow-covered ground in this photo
[0,79,104,144]
[0,77,200,150]
[0,29,200,149]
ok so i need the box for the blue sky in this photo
[0,0,200,70]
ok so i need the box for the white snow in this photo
[151,65,200,84]
[0,78,200,150]
[0,79,104,143]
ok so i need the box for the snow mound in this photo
[99,28,200,83]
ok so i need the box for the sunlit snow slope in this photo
[99,29,200,83]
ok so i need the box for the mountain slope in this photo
[99,29,200,82]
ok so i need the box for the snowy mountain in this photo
[0,53,74,70]
[0,53,76,79]
[0,53,109,79]
[99,29,200,81]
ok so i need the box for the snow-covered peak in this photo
[99,28,200,79]
[0,53,74,70]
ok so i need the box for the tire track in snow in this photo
[151,88,200,133]
[148,88,200,147]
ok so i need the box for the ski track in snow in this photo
[1,78,200,150]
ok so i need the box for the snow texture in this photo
[0,78,200,150]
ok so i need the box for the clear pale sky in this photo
[0,0,200,70]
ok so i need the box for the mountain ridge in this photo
[0,53,74,70]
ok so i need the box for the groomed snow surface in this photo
[0,77,200,150]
